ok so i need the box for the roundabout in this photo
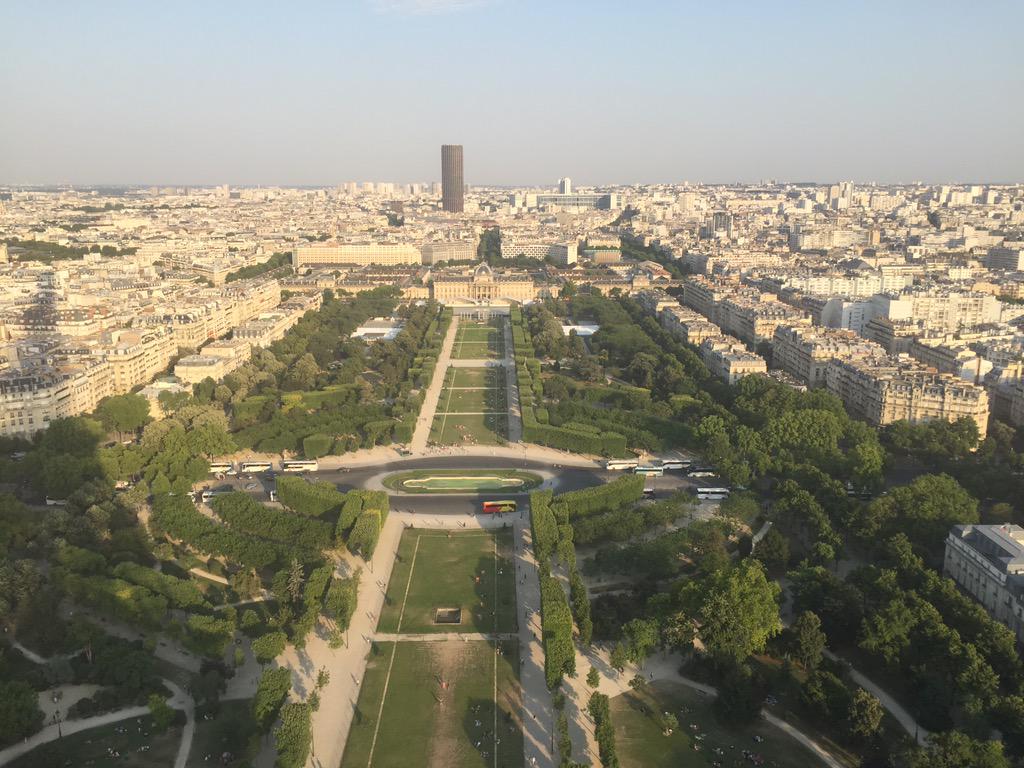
[382,468,544,494]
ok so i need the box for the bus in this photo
[282,460,319,473]
[209,461,234,474]
[659,460,690,471]
[634,466,664,477]
[45,496,68,507]
[240,461,272,473]
[605,459,639,471]
[482,500,517,514]
[696,487,730,500]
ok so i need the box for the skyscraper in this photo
[558,177,572,194]
[441,144,464,213]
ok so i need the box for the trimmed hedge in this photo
[541,573,575,688]
[112,561,210,610]
[276,476,346,517]
[348,509,382,559]
[211,492,333,557]
[550,475,645,521]
[529,490,558,562]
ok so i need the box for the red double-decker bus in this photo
[482,500,516,514]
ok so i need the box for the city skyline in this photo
[2,1,1022,186]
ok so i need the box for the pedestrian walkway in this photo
[410,315,459,452]
[503,319,524,443]
[372,631,517,643]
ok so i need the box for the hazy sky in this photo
[2,0,1022,186]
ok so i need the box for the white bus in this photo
[634,466,664,477]
[282,460,319,473]
[208,461,234,474]
[696,487,730,500]
[660,460,689,471]
[240,461,272,473]
[605,459,639,471]
[45,496,68,507]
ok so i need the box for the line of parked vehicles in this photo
[605,457,731,500]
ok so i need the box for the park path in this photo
[503,317,523,443]
[372,632,517,643]
[410,314,459,452]
[515,501,555,768]
[560,647,845,768]
[822,650,929,746]
[0,677,193,768]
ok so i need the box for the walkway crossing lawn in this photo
[612,682,830,768]
[452,320,506,360]
[340,639,523,768]
[378,529,518,635]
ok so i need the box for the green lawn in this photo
[340,639,523,768]
[441,387,507,413]
[448,368,499,388]
[611,682,830,768]
[186,701,256,766]
[382,469,542,494]
[452,321,506,360]
[430,413,508,445]
[378,529,518,634]
[9,714,183,768]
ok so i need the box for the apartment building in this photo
[699,335,767,384]
[293,242,422,267]
[0,357,112,437]
[772,325,884,388]
[944,524,1024,642]
[660,305,721,346]
[500,240,578,266]
[102,327,177,393]
[825,355,990,439]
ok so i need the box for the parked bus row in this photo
[605,458,697,474]
[207,459,319,476]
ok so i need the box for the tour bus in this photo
[695,487,730,500]
[45,496,68,507]
[659,460,690,471]
[634,465,664,477]
[240,460,273,473]
[605,459,640,471]
[208,461,234,474]
[282,460,319,473]
[482,500,517,514]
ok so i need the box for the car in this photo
[244,482,259,491]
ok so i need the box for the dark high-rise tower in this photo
[441,144,464,213]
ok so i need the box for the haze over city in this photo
[4,4,1024,768]
[3,0,1023,185]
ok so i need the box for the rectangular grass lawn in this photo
[341,639,523,768]
[378,529,517,634]
[449,367,500,388]
[611,682,833,768]
[441,387,506,413]
[429,412,508,445]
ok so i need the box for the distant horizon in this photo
[2,1,1021,185]
[3,177,1022,190]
